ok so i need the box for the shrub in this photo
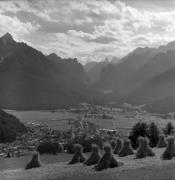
[164,122,174,135]
[64,135,103,153]
[37,142,62,155]
[64,140,74,153]
[147,122,160,147]
[114,138,122,154]
[110,139,117,149]
[81,136,103,152]
[129,121,148,149]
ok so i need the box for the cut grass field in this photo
[2,148,175,180]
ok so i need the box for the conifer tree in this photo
[147,122,160,147]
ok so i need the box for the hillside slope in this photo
[123,50,175,95]
[2,148,175,180]
[86,60,109,83]
[96,49,155,95]
[0,109,26,142]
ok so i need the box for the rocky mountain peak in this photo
[0,32,14,46]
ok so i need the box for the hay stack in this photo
[136,137,155,159]
[136,137,147,159]
[95,144,123,171]
[68,144,86,164]
[157,135,167,148]
[114,138,122,154]
[162,136,175,160]
[118,139,134,157]
[84,144,101,166]
[144,138,155,157]
[25,152,42,170]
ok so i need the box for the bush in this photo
[110,139,117,149]
[82,136,103,152]
[129,121,148,149]
[64,140,74,153]
[147,122,160,147]
[64,135,103,153]
[37,142,62,155]
[164,122,174,135]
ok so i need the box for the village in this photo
[0,104,123,158]
[1,103,174,159]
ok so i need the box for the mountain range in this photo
[84,59,110,83]
[95,42,175,113]
[0,33,90,109]
[1,33,175,113]
[84,57,120,84]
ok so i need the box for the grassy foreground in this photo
[2,148,175,180]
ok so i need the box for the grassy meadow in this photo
[1,108,175,174]
[2,147,175,180]
[5,109,175,133]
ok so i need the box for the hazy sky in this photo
[0,0,175,64]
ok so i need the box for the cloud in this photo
[0,0,175,63]
[0,13,40,40]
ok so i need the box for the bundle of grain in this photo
[95,144,123,171]
[84,144,101,166]
[118,139,134,157]
[25,152,42,170]
[162,136,175,160]
[157,135,167,148]
[144,138,155,157]
[136,137,147,159]
[68,144,86,164]
[114,138,122,154]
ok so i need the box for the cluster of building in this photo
[0,122,64,158]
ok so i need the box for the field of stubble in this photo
[2,148,175,180]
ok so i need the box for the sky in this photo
[0,0,175,64]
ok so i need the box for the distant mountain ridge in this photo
[85,59,110,83]
[84,57,120,84]
[84,61,98,72]
[95,40,175,113]
[95,50,156,95]
[0,33,90,109]
[1,32,175,113]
